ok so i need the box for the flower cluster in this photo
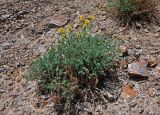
[79,15,95,28]
[58,15,95,37]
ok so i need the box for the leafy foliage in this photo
[107,0,159,27]
[107,0,158,14]
[107,0,135,13]
[28,16,119,111]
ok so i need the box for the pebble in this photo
[148,88,156,97]
[120,46,128,57]
[7,67,15,75]
[0,102,5,111]
[154,32,160,38]
[129,100,137,108]
[18,10,28,16]
[2,43,12,50]
[152,64,160,79]
[147,56,158,67]
[2,14,12,19]
[8,80,13,86]
[9,91,19,98]
[0,89,5,93]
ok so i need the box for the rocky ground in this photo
[0,0,160,115]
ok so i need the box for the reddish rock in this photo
[122,84,137,98]
[128,61,149,77]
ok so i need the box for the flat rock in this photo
[122,84,137,98]
[1,14,12,19]
[128,61,149,77]
[48,15,69,28]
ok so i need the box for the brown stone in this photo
[128,61,149,77]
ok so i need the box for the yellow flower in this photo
[79,15,84,22]
[82,23,88,29]
[62,34,66,38]
[90,15,95,21]
[84,19,90,25]
[58,27,66,34]
[82,19,90,28]
[67,24,73,32]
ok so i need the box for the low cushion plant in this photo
[28,15,119,111]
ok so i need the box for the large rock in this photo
[128,61,149,77]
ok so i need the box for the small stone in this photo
[128,61,149,77]
[147,56,158,67]
[48,15,69,28]
[105,92,114,101]
[0,102,5,111]
[144,28,149,33]
[13,69,20,77]
[138,107,144,114]
[154,32,160,38]
[148,88,156,97]
[2,43,12,50]
[122,84,137,98]
[15,76,21,82]
[7,67,15,75]
[120,46,128,56]
[152,64,160,80]
[129,100,137,108]
[9,91,19,98]
[8,80,13,86]
[2,14,12,19]
[18,10,28,16]
[119,58,128,69]
[127,48,136,57]
[93,112,102,115]
[156,88,160,96]
[0,89,5,93]
[135,21,141,29]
